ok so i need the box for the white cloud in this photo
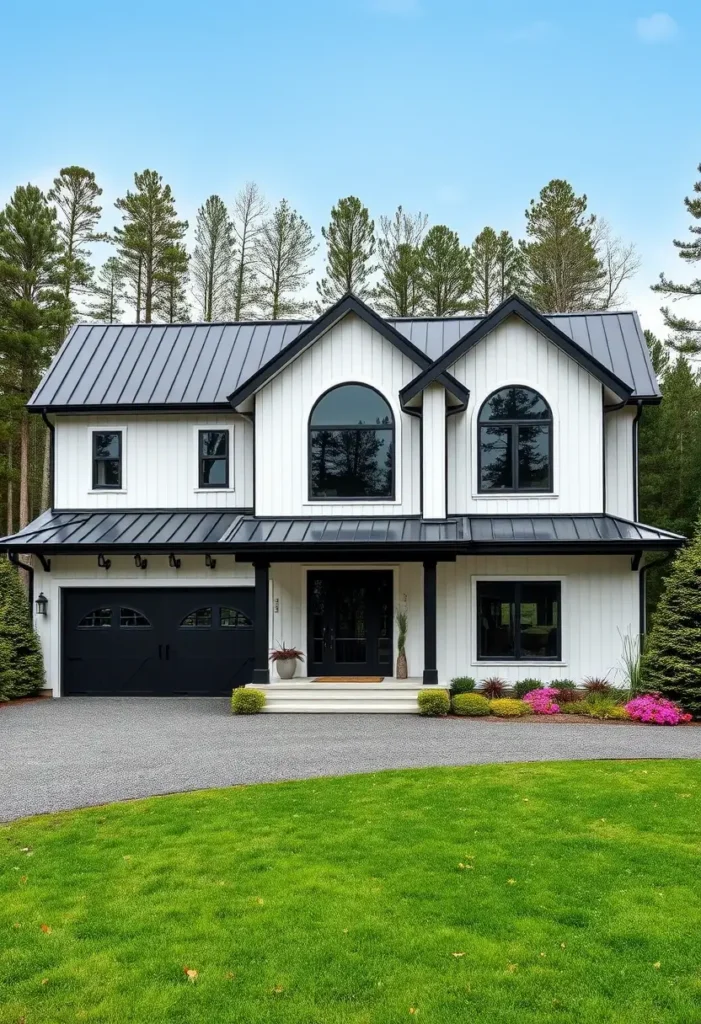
[635,13,678,43]
[370,0,421,14]
[510,20,556,42]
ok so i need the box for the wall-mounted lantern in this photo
[35,592,48,616]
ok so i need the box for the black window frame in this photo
[477,387,553,494]
[92,431,123,490]
[308,382,396,502]
[198,429,230,489]
[476,580,562,662]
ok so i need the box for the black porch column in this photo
[423,559,438,685]
[252,561,270,684]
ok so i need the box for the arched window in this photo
[220,607,253,628]
[77,607,112,628]
[180,607,212,628]
[120,607,151,628]
[478,386,553,493]
[309,384,394,499]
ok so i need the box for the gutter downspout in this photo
[41,409,55,510]
[8,550,34,617]
[639,550,675,644]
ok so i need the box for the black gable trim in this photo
[400,294,633,406]
[227,292,469,409]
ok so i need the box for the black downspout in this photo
[422,559,438,685]
[632,401,643,521]
[41,409,55,510]
[639,551,674,644]
[8,551,34,617]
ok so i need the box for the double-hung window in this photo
[477,580,561,661]
[92,431,122,489]
[198,429,229,488]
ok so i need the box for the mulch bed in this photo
[0,694,52,710]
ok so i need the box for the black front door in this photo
[307,571,393,676]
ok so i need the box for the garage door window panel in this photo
[78,607,112,628]
[181,607,212,628]
[120,607,151,628]
[220,607,253,628]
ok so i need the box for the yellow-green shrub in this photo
[489,697,532,718]
[452,693,491,716]
[417,689,450,716]
[231,688,266,714]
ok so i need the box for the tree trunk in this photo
[7,443,13,536]
[40,425,51,511]
[19,410,29,529]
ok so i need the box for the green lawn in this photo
[2,762,701,1024]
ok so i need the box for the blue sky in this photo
[1,0,699,331]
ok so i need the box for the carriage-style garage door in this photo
[62,588,255,696]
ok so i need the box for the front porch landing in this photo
[247,678,444,714]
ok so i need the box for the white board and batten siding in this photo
[54,413,253,509]
[254,312,421,516]
[447,317,604,515]
[604,406,636,520]
[422,384,446,519]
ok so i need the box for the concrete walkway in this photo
[2,697,700,821]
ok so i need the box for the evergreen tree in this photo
[0,185,67,529]
[469,227,501,314]
[48,166,107,331]
[88,257,126,322]
[520,179,604,312]
[652,162,701,353]
[191,195,235,321]
[374,206,427,316]
[642,520,701,716]
[114,170,187,323]
[153,243,189,323]
[232,182,266,320]
[0,557,44,700]
[255,199,317,319]
[418,225,473,316]
[495,230,526,302]
[316,196,376,311]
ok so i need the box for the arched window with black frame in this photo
[309,383,395,500]
[478,386,553,493]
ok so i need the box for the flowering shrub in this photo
[625,693,692,726]
[489,698,532,717]
[523,687,560,715]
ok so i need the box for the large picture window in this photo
[478,386,552,493]
[92,431,122,489]
[476,580,561,661]
[309,384,394,500]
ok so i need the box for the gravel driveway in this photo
[2,697,700,821]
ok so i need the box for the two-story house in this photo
[0,294,684,711]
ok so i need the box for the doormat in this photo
[314,676,385,683]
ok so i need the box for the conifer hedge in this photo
[0,558,45,701]
[642,528,701,717]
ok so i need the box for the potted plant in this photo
[269,644,305,679]
[396,606,408,679]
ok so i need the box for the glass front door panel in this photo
[307,571,393,674]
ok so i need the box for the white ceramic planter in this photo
[276,658,297,679]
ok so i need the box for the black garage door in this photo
[63,588,255,696]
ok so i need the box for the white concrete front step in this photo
[247,679,446,714]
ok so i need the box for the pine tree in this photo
[374,206,427,316]
[652,162,701,353]
[642,520,701,716]
[48,166,107,331]
[0,557,45,700]
[153,243,189,323]
[191,195,235,321]
[0,185,67,529]
[232,182,266,319]
[469,227,501,314]
[255,200,317,319]
[88,257,126,322]
[495,230,525,302]
[418,225,473,316]
[316,196,376,311]
[114,170,187,323]
[520,179,604,312]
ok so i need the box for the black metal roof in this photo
[28,297,660,412]
[0,510,684,555]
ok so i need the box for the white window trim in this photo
[301,375,403,507]
[87,424,127,495]
[470,379,560,501]
[192,423,235,493]
[470,574,568,667]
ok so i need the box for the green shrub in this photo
[605,705,631,721]
[481,677,506,699]
[559,701,591,716]
[513,679,543,699]
[489,698,532,718]
[585,695,627,720]
[417,689,450,716]
[450,676,476,694]
[231,688,266,714]
[0,559,44,702]
[452,692,491,716]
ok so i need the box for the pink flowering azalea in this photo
[625,693,692,726]
[523,687,561,715]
